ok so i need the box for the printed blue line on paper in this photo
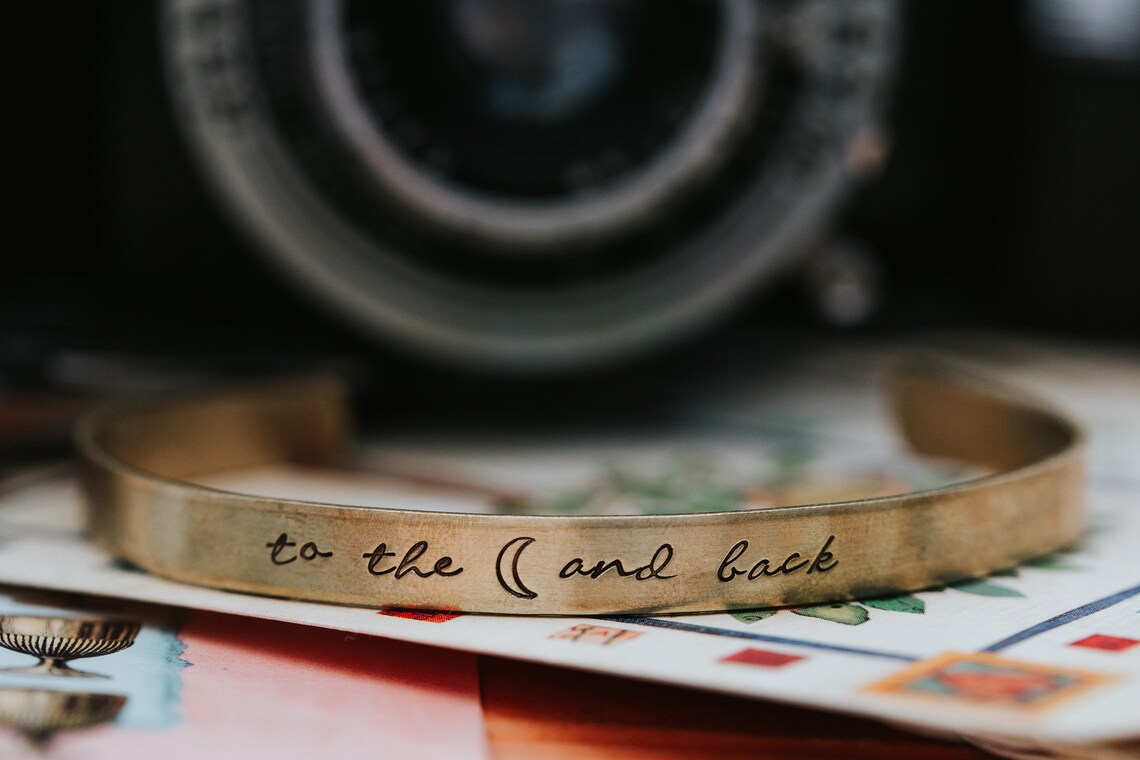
[598,615,918,662]
[982,582,1140,652]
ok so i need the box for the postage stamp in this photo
[865,652,1113,710]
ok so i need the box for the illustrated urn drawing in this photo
[0,688,126,743]
[0,616,141,678]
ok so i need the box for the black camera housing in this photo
[4,1,1138,388]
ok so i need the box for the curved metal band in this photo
[75,364,1085,615]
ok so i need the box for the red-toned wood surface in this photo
[479,657,994,760]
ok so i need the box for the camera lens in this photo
[317,0,753,252]
[165,0,897,370]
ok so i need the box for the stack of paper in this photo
[0,339,1136,757]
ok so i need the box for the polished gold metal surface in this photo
[75,364,1085,615]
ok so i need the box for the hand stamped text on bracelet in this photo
[75,362,1085,615]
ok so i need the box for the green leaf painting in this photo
[861,595,925,614]
[725,561,1079,627]
[1023,554,1079,570]
[792,604,870,625]
[947,580,1026,597]
[729,609,778,624]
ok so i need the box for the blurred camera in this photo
[162,0,897,371]
[4,0,1138,381]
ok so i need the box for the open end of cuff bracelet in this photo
[73,360,1085,616]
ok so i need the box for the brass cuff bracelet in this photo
[75,364,1085,616]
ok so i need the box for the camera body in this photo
[4,1,1138,384]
